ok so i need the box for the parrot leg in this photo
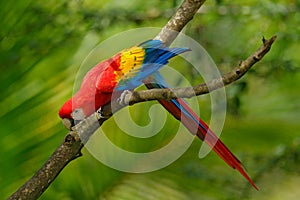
[117,90,132,106]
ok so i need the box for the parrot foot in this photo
[96,106,112,119]
[118,90,132,106]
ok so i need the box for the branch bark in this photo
[8,0,276,199]
[7,136,84,200]
[124,36,277,105]
[155,0,206,45]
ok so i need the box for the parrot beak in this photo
[60,108,86,130]
[61,109,86,130]
[62,118,74,130]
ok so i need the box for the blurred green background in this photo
[1,0,300,199]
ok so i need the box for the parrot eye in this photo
[62,118,74,130]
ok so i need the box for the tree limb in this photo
[7,135,84,200]
[123,36,277,105]
[8,0,276,199]
[155,0,206,45]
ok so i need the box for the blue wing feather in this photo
[115,40,189,91]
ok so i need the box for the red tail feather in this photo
[157,98,258,190]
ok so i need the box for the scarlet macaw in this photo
[59,40,258,189]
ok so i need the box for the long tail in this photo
[146,74,258,190]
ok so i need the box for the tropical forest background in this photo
[1,0,300,199]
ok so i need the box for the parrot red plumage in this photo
[59,40,258,190]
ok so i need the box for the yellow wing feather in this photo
[114,46,145,83]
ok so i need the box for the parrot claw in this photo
[96,107,105,119]
[96,106,112,119]
[118,90,132,106]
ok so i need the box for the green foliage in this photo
[1,0,300,199]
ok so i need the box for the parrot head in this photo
[59,99,73,119]
[59,98,87,130]
[59,99,74,130]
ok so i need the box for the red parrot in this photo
[59,40,258,190]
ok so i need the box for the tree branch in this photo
[8,1,276,199]
[123,36,277,105]
[155,0,206,45]
[7,135,84,200]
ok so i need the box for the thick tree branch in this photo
[7,136,84,200]
[155,0,206,45]
[8,1,276,199]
